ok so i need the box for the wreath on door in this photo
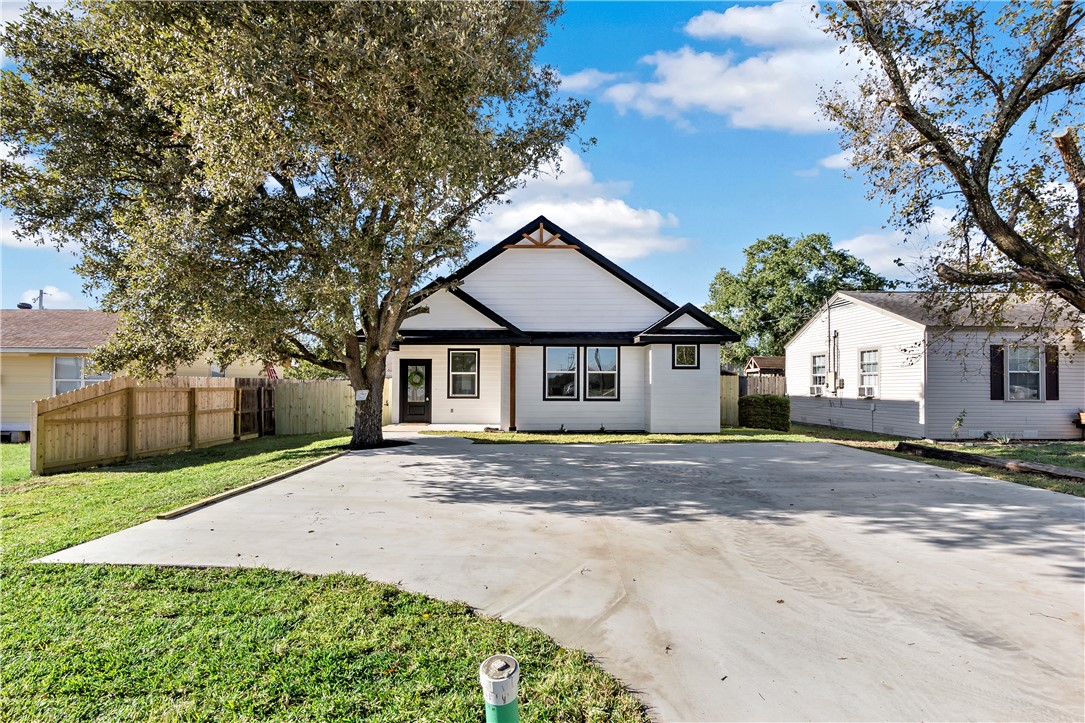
[407,370,425,388]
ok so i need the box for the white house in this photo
[383,216,738,432]
[784,291,1084,440]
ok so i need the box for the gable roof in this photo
[423,216,679,313]
[745,356,785,373]
[636,303,739,343]
[841,291,1082,328]
[0,309,117,351]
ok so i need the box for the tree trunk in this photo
[349,354,387,449]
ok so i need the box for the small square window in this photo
[673,344,699,369]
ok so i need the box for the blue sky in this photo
[1,1,944,311]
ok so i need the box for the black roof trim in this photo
[432,216,679,313]
[635,333,733,344]
[639,302,739,340]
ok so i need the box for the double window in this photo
[53,356,111,395]
[859,349,879,394]
[1006,346,1040,401]
[811,354,827,387]
[544,346,620,401]
[448,349,480,398]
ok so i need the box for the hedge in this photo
[738,394,791,432]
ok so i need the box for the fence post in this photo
[479,654,520,723]
[189,387,199,450]
[127,386,137,461]
[31,401,43,475]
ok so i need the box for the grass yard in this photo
[0,435,647,722]
[924,441,1085,473]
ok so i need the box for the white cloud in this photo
[18,285,79,309]
[558,68,620,93]
[599,2,865,133]
[1,213,38,249]
[471,147,687,261]
[685,5,827,47]
[836,206,957,279]
[819,149,854,170]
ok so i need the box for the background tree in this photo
[1,1,586,447]
[706,233,896,366]
[819,0,1085,321]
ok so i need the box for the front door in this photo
[399,359,432,423]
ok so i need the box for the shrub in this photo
[739,394,791,432]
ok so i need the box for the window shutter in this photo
[1045,345,1059,401]
[990,345,1005,400]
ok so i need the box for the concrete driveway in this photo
[42,436,1084,722]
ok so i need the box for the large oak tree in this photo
[1,1,586,447]
[819,0,1084,321]
[706,233,895,366]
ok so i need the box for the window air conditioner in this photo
[809,385,824,396]
[858,386,876,398]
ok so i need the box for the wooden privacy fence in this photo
[720,375,740,427]
[30,377,362,475]
[744,375,787,397]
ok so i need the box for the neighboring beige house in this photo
[0,308,274,438]
[784,291,1084,440]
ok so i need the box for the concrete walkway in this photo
[41,436,1085,722]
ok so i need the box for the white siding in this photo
[925,331,1084,440]
[514,346,648,431]
[399,289,503,330]
[387,346,503,426]
[459,249,668,331]
[784,299,926,437]
[646,343,721,433]
[663,313,709,330]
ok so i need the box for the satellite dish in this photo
[16,302,33,310]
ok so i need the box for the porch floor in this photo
[382,423,496,433]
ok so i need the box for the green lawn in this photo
[925,441,1085,473]
[0,436,647,722]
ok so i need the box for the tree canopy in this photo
[819,0,1085,320]
[1,1,586,447]
[706,233,896,366]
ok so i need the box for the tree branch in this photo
[935,263,1021,286]
[1053,127,1085,279]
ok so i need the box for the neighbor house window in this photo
[1006,346,1041,400]
[811,354,827,387]
[585,346,619,400]
[544,346,578,400]
[673,344,699,369]
[448,349,479,398]
[53,356,111,395]
[859,350,879,391]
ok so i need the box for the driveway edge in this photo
[156,450,349,520]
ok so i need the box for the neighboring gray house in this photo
[784,291,1084,440]
[384,216,739,432]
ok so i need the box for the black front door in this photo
[400,359,432,423]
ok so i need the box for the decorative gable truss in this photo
[380,216,738,348]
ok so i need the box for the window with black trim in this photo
[448,349,479,398]
[673,344,699,369]
[585,346,619,400]
[544,346,578,400]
